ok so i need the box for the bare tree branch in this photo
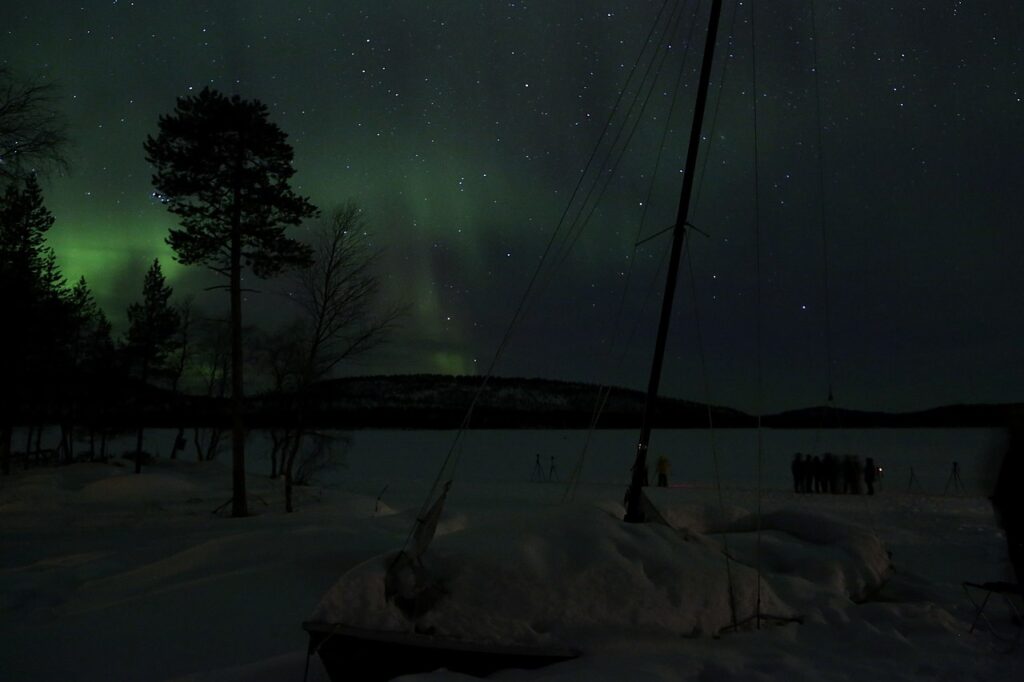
[289,202,405,385]
[0,69,70,184]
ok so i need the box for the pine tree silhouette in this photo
[125,259,179,472]
[0,176,69,474]
[145,87,316,515]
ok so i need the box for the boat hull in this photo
[303,622,578,681]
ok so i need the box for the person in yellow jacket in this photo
[656,455,671,487]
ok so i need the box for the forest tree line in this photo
[1,70,401,513]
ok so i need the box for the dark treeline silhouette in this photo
[1,176,98,472]
[1,79,399,517]
[145,87,318,517]
[125,258,180,472]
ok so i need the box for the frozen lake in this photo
[241,427,1008,501]
[24,425,1008,501]
[325,428,1003,485]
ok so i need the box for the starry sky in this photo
[3,0,1022,414]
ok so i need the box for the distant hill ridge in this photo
[17,373,1016,428]
[250,374,1023,429]
[253,373,751,428]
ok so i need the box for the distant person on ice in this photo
[792,453,805,493]
[656,455,671,487]
[864,457,878,495]
[810,455,823,493]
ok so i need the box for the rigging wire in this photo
[809,0,834,409]
[633,0,706,256]
[565,0,742,506]
[562,245,671,502]
[547,0,692,275]
[806,0,879,540]
[684,244,739,630]
[749,0,766,629]
[561,0,704,502]
[686,0,744,632]
[808,0,833,459]
[539,0,682,291]
[392,0,680,562]
[691,0,741,214]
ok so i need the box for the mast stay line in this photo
[624,0,725,523]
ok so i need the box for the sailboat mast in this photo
[625,0,724,523]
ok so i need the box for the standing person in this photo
[841,455,856,494]
[656,455,671,487]
[548,455,558,482]
[791,453,804,493]
[824,453,841,494]
[864,457,877,495]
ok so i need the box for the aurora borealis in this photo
[3,1,1022,413]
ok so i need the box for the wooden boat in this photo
[302,622,578,681]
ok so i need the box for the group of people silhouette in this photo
[791,453,880,495]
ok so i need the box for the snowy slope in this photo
[0,429,1020,681]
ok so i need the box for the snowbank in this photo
[312,496,891,649]
[2,430,1017,682]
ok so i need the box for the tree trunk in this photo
[229,199,247,517]
[193,425,204,461]
[135,426,145,473]
[284,466,293,513]
[1,424,11,475]
[135,360,148,474]
[169,426,184,460]
[59,424,73,464]
[269,429,284,478]
[283,423,304,514]
[284,434,303,514]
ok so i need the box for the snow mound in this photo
[311,501,891,648]
[79,471,199,503]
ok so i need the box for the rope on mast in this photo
[749,0,766,630]
[808,0,835,410]
[686,0,744,631]
[549,0,693,273]
[685,244,739,630]
[808,0,884,542]
[562,0,704,503]
[391,0,681,568]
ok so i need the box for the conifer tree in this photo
[125,258,179,472]
[0,176,69,473]
[62,276,117,458]
[145,87,316,515]
[69,274,99,364]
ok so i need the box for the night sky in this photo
[3,1,1022,414]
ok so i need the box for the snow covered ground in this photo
[0,428,1020,681]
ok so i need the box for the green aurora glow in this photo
[4,0,1023,411]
